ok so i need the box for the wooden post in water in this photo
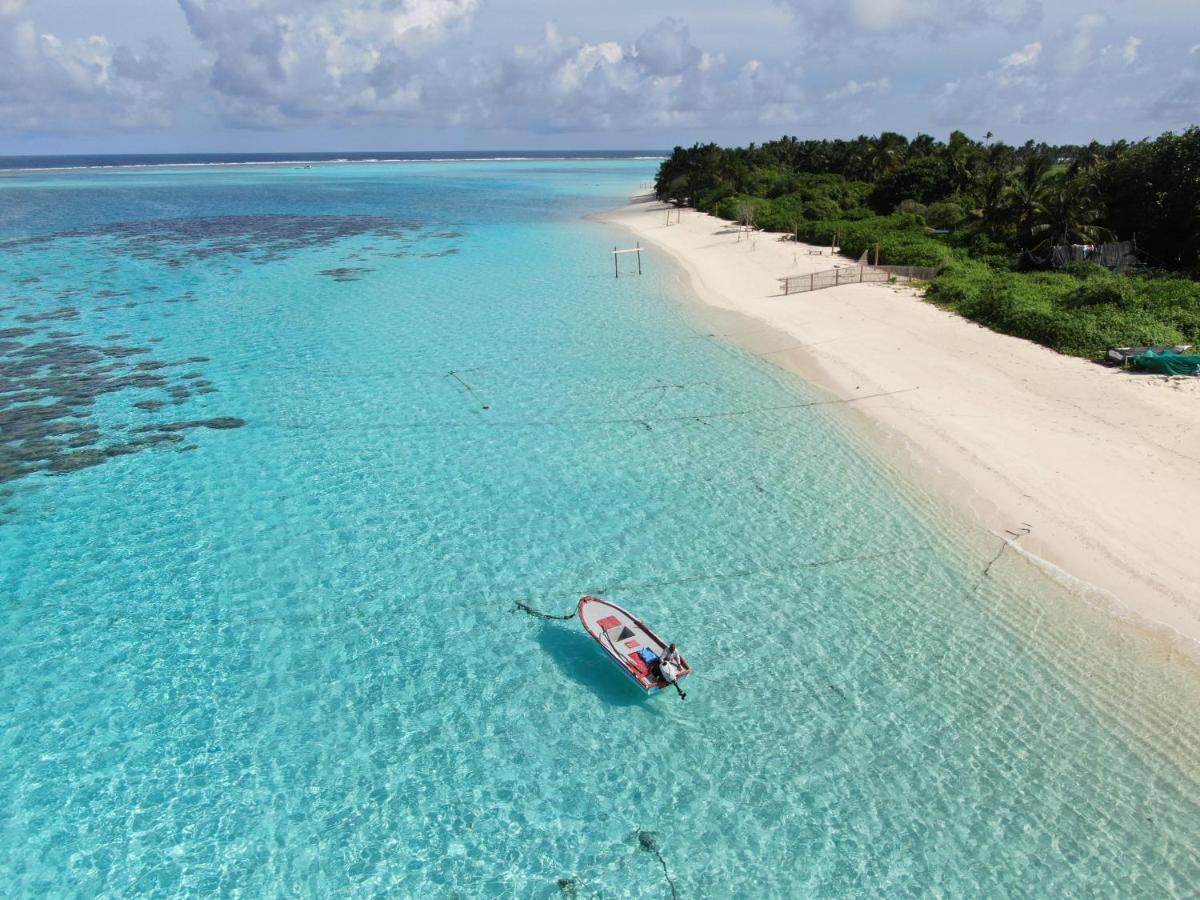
[612,245,644,277]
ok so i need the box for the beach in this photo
[601,196,1200,647]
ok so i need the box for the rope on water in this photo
[638,831,680,900]
[447,370,490,411]
[514,601,575,621]
[267,386,919,433]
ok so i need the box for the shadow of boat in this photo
[536,624,647,707]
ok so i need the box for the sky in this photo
[1,0,1197,155]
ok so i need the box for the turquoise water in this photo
[2,160,1199,897]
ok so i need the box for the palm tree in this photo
[968,142,1016,235]
[869,132,909,180]
[909,133,937,158]
[945,130,982,194]
[1004,155,1053,248]
[1030,178,1112,248]
[974,166,1013,236]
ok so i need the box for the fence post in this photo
[859,265,863,283]
[810,273,814,292]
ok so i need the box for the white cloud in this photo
[633,17,702,76]
[177,0,479,126]
[0,1,174,133]
[169,5,818,133]
[825,77,890,101]
[484,24,808,132]
[1122,36,1142,65]
[1063,12,1105,72]
[775,0,1042,45]
[1001,42,1042,68]
[935,15,1158,132]
[1,0,1195,144]
[1151,43,1200,120]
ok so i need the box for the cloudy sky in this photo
[1,0,1197,154]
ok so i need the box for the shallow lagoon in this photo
[1,160,1199,896]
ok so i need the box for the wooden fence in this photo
[778,264,942,296]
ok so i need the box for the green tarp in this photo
[1132,350,1200,376]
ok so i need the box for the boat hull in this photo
[577,595,690,694]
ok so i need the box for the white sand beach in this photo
[601,196,1200,647]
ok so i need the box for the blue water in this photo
[2,159,1199,897]
[0,151,665,172]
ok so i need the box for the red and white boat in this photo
[577,595,690,695]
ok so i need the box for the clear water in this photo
[2,160,1199,898]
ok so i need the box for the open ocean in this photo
[2,157,1199,897]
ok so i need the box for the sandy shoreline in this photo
[599,196,1200,647]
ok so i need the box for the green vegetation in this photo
[654,130,1200,359]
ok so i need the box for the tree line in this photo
[654,129,1200,272]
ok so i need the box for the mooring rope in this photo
[514,601,575,621]
[638,831,680,900]
[446,369,490,411]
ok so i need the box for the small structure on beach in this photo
[778,263,942,295]
[1049,240,1139,273]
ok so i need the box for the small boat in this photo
[578,595,690,694]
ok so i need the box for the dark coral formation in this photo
[0,212,465,488]
[0,326,243,485]
[317,267,372,282]
[0,215,426,267]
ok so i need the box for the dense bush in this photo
[926,200,968,229]
[928,264,1197,356]
[870,157,953,212]
[1064,277,1139,310]
[894,200,928,219]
